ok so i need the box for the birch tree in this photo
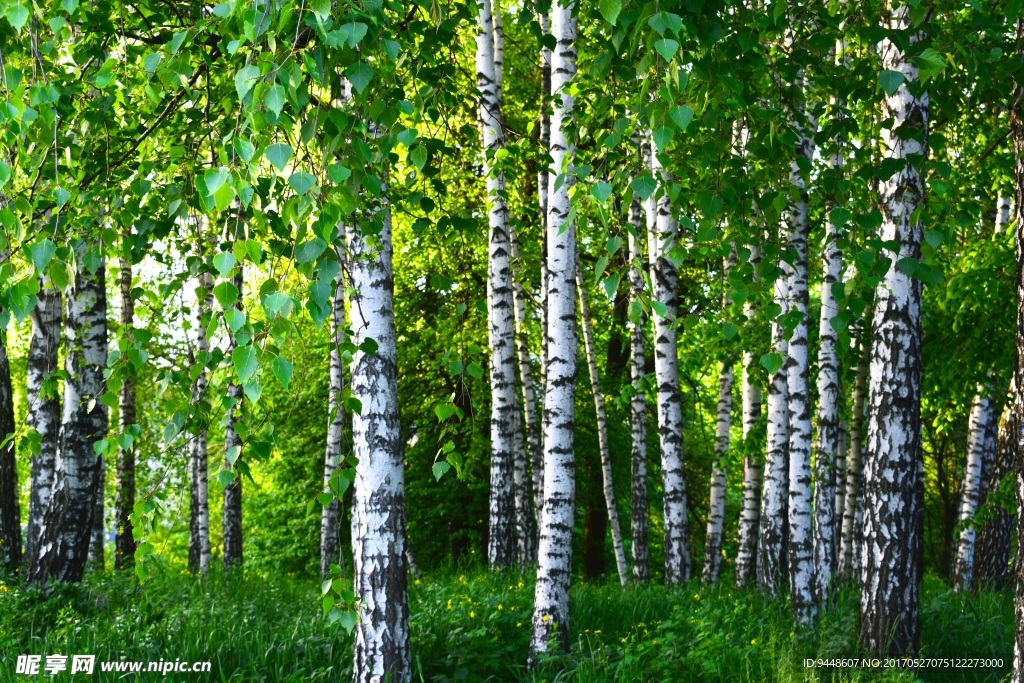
[953,390,995,591]
[838,341,868,581]
[703,361,733,585]
[530,0,577,658]
[347,193,411,683]
[477,0,518,569]
[735,244,763,588]
[627,195,650,584]
[577,261,628,586]
[859,4,928,655]
[188,270,213,574]
[28,259,109,584]
[321,273,346,579]
[25,285,61,568]
[114,255,137,569]
[223,267,244,571]
[974,398,1015,589]
[648,142,691,586]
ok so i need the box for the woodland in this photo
[0,0,1023,681]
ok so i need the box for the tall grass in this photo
[0,566,1012,682]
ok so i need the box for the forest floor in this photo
[0,565,1013,682]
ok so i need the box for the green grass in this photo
[0,566,1012,682]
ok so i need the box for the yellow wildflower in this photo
[541,615,550,623]
[694,594,700,600]
[414,579,420,585]
[497,604,503,610]
[469,611,475,618]
[750,639,757,645]
[517,581,524,588]
[517,622,522,627]
[594,630,601,634]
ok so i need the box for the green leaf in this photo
[233,138,255,163]
[28,239,56,272]
[435,403,455,421]
[432,461,451,481]
[55,187,70,208]
[603,273,621,299]
[653,126,674,151]
[342,22,368,47]
[346,63,374,93]
[916,47,945,81]
[265,143,293,171]
[263,291,292,317]
[213,281,239,308]
[234,64,261,100]
[722,322,739,340]
[218,469,235,487]
[760,352,783,375]
[272,356,293,389]
[5,5,29,32]
[669,105,694,132]
[265,84,285,117]
[591,181,612,203]
[295,238,327,264]
[655,38,679,61]
[651,300,668,318]
[213,251,238,276]
[631,174,657,201]
[878,69,906,97]
[204,167,228,194]
[337,611,357,633]
[599,0,622,25]
[466,362,483,379]
[232,345,258,382]
[288,171,316,196]
[0,161,9,188]
[329,164,351,182]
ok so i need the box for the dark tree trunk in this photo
[223,269,244,571]
[975,401,1015,590]
[114,256,136,569]
[0,321,20,573]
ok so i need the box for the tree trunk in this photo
[954,389,995,592]
[510,225,540,565]
[530,0,577,660]
[627,194,650,584]
[858,5,927,656]
[26,284,61,569]
[975,399,1016,590]
[347,193,411,683]
[703,362,734,585]
[114,256,136,569]
[757,261,790,594]
[189,270,212,574]
[321,273,346,579]
[477,0,518,570]
[648,139,691,586]
[0,318,20,574]
[577,261,629,586]
[735,244,763,589]
[28,259,109,585]
[88,458,105,568]
[839,336,868,581]
[223,268,244,571]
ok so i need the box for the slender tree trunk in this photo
[858,5,928,656]
[322,273,346,579]
[530,0,577,659]
[576,261,628,586]
[88,458,105,568]
[26,284,61,568]
[975,399,1016,590]
[189,271,213,574]
[477,0,518,570]
[536,9,552,456]
[347,191,411,683]
[998,194,1012,236]
[0,318,19,574]
[28,259,109,584]
[954,389,995,592]
[1012,19,1024,680]
[757,262,790,594]
[114,256,136,569]
[510,225,540,565]
[735,244,763,589]
[839,336,869,581]
[648,139,691,586]
[703,362,734,585]
[627,195,650,584]
[223,268,244,571]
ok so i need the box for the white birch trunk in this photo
[347,192,411,682]
[859,5,928,656]
[321,273,346,579]
[530,0,577,658]
[28,259,109,584]
[477,0,518,569]
[953,389,994,592]
[114,256,136,569]
[627,194,650,584]
[576,261,628,586]
[223,269,244,570]
[648,139,691,585]
[839,340,868,581]
[189,270,212,574]
[26,284,61,569]
[703,362,733,585]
